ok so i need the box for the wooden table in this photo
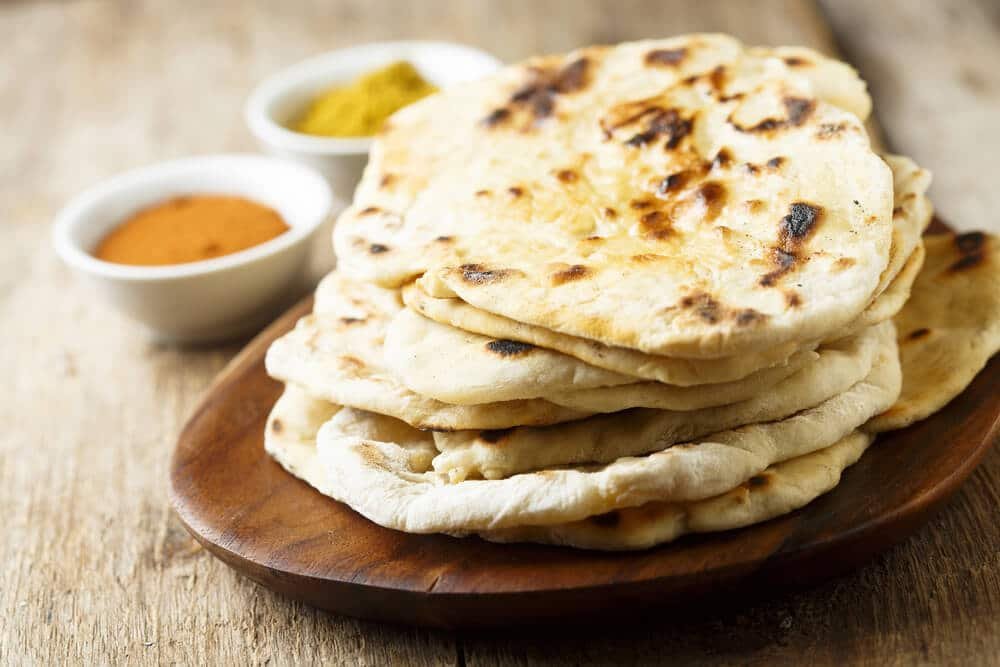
[3,1,997,663]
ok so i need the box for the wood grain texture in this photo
[2,0,997,663]
[169,273,999,629]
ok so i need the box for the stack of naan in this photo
[264,35,1000,550]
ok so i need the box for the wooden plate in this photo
[170,246,998,629]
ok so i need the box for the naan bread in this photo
[385,306,816,405]
[384,308,636,404]
[433,322,894,481]
[317,336,899,533]
[396,154,926,389]
[867,232,1000,432]
[838,241,924,339]
[265,385,436,498]
[266,388,872,550]
[481,431,873,550]
[546,327,875,413]
[266,273,591,430]
[265,383,341,492]
[336,34,893,358]
[403,281,806,386]
[877,155,932,296]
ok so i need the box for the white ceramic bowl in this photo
[245,41,503,203]
[53,154,333,343]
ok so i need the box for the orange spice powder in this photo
[94,195,290,266]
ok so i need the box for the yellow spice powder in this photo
[292,61,437,137]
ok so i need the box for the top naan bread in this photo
[334,34,893,358]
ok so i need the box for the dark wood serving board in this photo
[170,236,999,629]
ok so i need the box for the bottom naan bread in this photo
[867,232,1000,432]
[313,338,898,534]
[266,387,872,550]
[479,431,872,550]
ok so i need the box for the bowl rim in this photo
[52,153,333,282]
[245,40,503,156]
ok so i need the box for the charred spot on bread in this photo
[482,107,511,127]
[783,56,811,67]
[780,202,823,245]
[735,308,767,326]
[657,171,690,196]
[681,292,722,324]
[733,96,815,133]
[485,339,535,357]
[488,57,593,130]
[459,264,518,285]
[645,48,687,67]
[555,168,579,183]
[760,247,798,287]
[948,232,987,272]
[696,181,727,222]
[640,210,673,239]
[955,231,986,254]
[624,108,692,149]
[551,264,592,285]
[816,122,848,139]
[710,148,733,170]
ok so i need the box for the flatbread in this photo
[265,388,872,550]
[317,335,899,533]
[403,281,806,386]
[334,34,893,358]
[481,431,872,550]
[265,385,436,498]
[867,232,1000,432]
[385,306,815,405]
[264,383,341,493]
[838,241,924,339]
[433,322,894,481]
[546,330,872,413]
[266,272,592,431]
[395,153,925,390]
[384,307,636,404]
[877,154,932,296]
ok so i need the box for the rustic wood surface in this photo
[2,0,997,664]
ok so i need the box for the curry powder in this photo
[292,61,437,137]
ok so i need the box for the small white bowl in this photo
[53,154,333,343]
[246,41,503,203]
